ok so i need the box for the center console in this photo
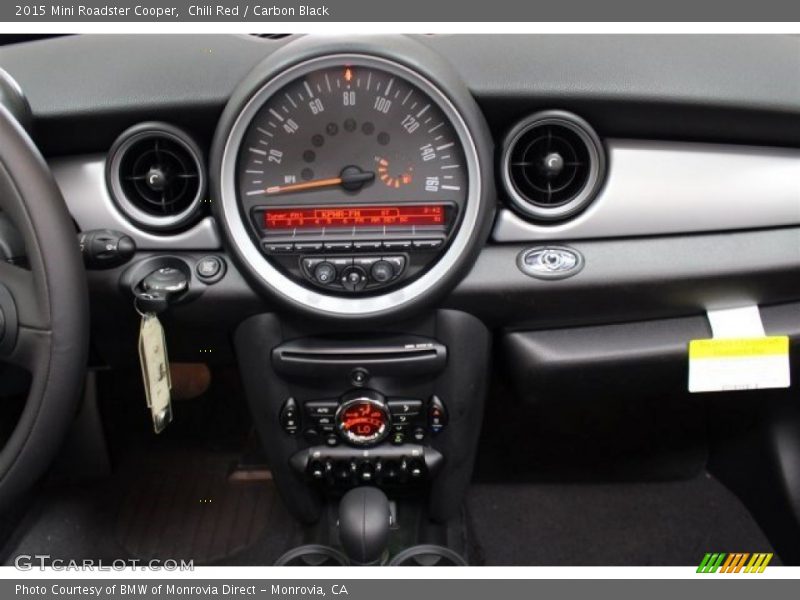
[212,36,496,560]
[234,310,490,525]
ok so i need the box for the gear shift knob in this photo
[338,487,391,565]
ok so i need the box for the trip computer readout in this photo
[262,204,448,230]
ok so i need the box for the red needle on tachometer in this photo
[264,165,374,195]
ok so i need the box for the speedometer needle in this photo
[264,166,375,195]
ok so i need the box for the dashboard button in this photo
[195,256,224,281]
[305,401,338,417]
[370,260,395,283]
[383,240,413,250]
[313,262,337,285]
[309,460,325,479]
[324,241,353,252]
[429,395,448,434]
[279,398,300,435]
[353,256,379,269]
[340,266,368,291]
[358,461,375,482]
[295,242,324,252]
[382,256,406,274]
[350,368,369,386]
[412,239,444,250]
[301,257,324,278]
[263,242,294,254]
[388,399,423,416]
[329,257,354,268]
[353,240,383,251]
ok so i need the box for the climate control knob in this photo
[335,390,391,446]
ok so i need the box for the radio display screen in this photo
[262,204,447,230]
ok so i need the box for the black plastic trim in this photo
[502,301,799,407]
[449,227,800,329]
[2,35,799,155]
[272,336,447,380]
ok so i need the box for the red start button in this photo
[336,397,390,445]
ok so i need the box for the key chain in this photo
[135,291,173,434]
[132,266,189,433]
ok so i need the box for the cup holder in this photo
[275,543,466,566]
[274,544,350,566]
[388,544,468,566]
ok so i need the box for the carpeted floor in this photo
[1,444,295,566]
[466,473,778,566]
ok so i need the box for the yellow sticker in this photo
[689,336,789,359]
[688,335,790,393]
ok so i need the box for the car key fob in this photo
[141,267,188,296]
[133,289,170,315]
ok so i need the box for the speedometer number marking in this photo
[420,144,436,161]
[373,96,392,114]
[309,98,325,114]
[402,114,420,133]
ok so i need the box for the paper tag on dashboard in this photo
[688,307,790,394]
[706,306,765,339]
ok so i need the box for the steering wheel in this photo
[0,78,89,511]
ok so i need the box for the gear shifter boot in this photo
[338,487,391,565]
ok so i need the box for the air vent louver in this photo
[107,123,205,232]
[502,111,605,221]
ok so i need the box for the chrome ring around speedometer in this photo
[212,38,493,319]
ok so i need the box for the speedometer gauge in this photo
[214,41,492,318]
[236,62,467,240]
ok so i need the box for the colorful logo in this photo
[697,553,773,573]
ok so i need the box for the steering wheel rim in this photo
[0,101,89,510]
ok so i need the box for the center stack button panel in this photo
[300,254,408,291]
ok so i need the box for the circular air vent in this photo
[107,123,206,232]
[501,110,606,221]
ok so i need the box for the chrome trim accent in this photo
[494,139,800,241]
[219,54,482,317]
[517,245,584,280]
[50,156,221,250]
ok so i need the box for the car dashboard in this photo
[0,33,798,566]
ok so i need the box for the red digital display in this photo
[339,402,387,441]
[263,205,446,230]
